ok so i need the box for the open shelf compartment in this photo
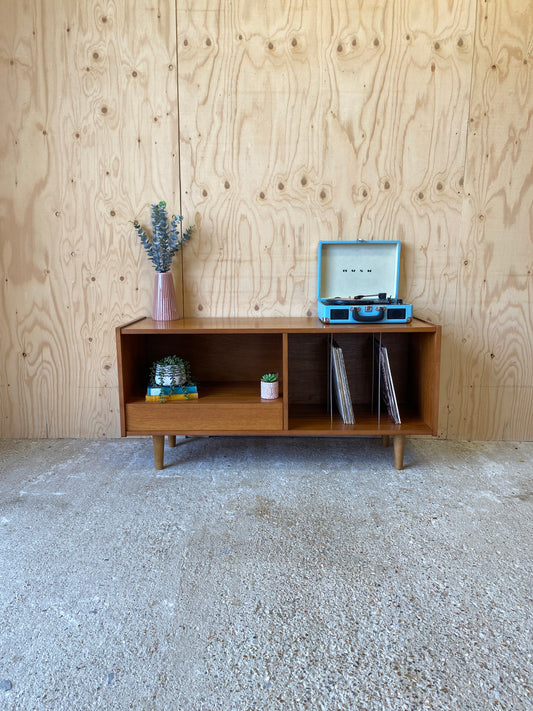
[118,330,284,434]
[286,330,438,435]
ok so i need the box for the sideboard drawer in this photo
[125,400,283,432]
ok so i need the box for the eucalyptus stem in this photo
[132,200,194,273]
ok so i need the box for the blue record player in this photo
[317,240,413,324]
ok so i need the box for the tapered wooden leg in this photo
[382,435,390,447]
[393,435,405,470]
[153,435,165,470]
[168,435,176,447]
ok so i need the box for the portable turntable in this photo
[317,240,413,324]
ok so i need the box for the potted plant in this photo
[132,201,195,321]
[150,355,192,388]
[260,372,279,399]
[147,355,196,402]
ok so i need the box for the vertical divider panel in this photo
[282,332,289,430]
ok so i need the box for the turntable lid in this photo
[317,240,401,301]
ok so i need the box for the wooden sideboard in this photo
[116,317,441,470]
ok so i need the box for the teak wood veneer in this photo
[116,317,441,470]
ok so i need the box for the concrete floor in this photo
[0,436,532,710]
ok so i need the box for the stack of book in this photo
[331,340,355,424]
[145,385,198,402]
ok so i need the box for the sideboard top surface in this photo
[119,316,439,335]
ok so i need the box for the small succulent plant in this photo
[261,372,279,382]
[132,200,194,273]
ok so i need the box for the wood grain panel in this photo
[456,385,533,442]
[178,0,326,318]
[178,1,474,323]
[447,0,533,439]
[177,1,479,442]
[1,1,532,440]
[126,398,283,433]
[0,0,180,436]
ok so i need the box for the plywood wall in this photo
[449,0,533,439]
[0,0,532,440]
[0,0,180,437]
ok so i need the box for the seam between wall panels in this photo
[174,0,185,310]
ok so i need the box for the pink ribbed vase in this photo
[153,272,179,321]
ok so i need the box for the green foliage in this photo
[261,372,279,382]
[149,355,193,389]
[132,201,195,273]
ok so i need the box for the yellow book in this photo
[145,392,199,402]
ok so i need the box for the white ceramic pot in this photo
[154,364,187,387]
[261,380,279,399]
